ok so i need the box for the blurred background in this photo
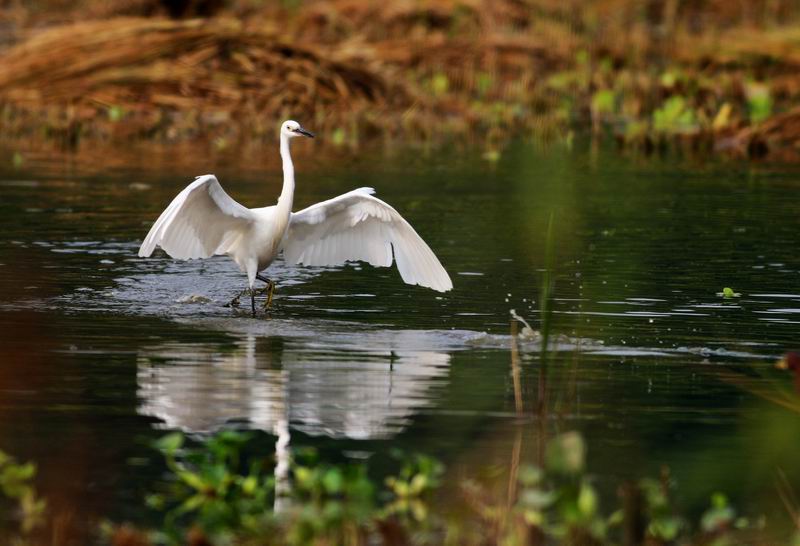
[1,0,800,159]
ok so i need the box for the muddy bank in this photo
[2,0,800,159]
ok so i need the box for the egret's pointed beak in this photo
[297,127,315,138]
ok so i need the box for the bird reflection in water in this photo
[137,333,451,438]
[137,330,451,507]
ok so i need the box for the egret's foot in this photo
[264,282,276,309]
[226,276,275,316]
[226,288,251,308]
[256,274,276,310]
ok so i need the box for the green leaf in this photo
[476,72,493,96]
[431,73,449,96]
[746,82,772,123]
[608,509,624,526]
[145,494,165,510]
[546,431,585,475]
[482,149,501,163]
[390,479,409,497]
[712,493,728,508]
[577,483,598,517]
[331,128,346,147]
[322,468,343,495]
[177,470,207,492]
[294,466,312,488]
[108,106,124,123]
[660,71,677,88]
[518,465,542,487]
[175,493,206,515]
[649,517,682,540]
[719,287,741,298]
[410,474,429,495]
[700,493,736,532]
[591,89,616,115]
[522,508,545,526]
[155,432,184,455]
[520,489,556,509]
[241,475,258,496]
[652,95,696,134]
[6,461,36,481]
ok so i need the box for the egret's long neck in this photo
[277,134,294,215]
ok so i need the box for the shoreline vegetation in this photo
[3,1,800,160]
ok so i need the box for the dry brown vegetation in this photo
[2,0,800,157]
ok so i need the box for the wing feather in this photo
[138,174,255,259]
[284,188,452,292]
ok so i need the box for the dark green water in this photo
[1,140,799,537]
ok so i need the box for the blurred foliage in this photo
[145,430,275,542]
[0,449,46,538]
[44,429,785,545]
[2,0,800,158]
[0,411,791,545]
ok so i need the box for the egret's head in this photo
[281,120,314,139]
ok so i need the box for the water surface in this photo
[1,141,799,536]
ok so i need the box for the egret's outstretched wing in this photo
[284,188,452,292]
[138,174,255,259]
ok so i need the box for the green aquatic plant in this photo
[515,432,608,542]
[590,89,616,118]
[746,82,773,124]
[147,431,276,542]
[475,72,493,98]
[700,493,737,533]
[639,471,684,541]
[143,433,448,545]
[331,127,347,147]
[383,451,444,524]
[481,148,501,163]
[0,449,46,535]
[288,449,376,545]
[107,105,125,123]
[431,72,449,97]
[653,95,698,134]
[104,429,783,545]
[385,452,443,500]
[719,287,741,298]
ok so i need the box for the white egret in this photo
[138,120,453,315]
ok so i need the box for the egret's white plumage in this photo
[138,120,452,303]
